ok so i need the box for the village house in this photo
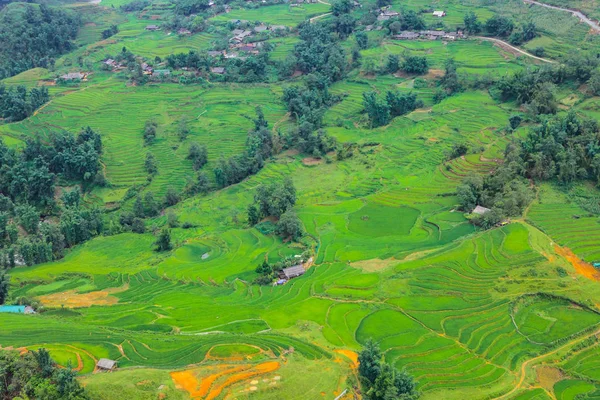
[224,52,239,59]
[96,359,117,372]
[254,24,268,33]
[269,25,287,31]
[394,31,420,40]
[153,69,171,77]
[381,9,399,17]
[145,24,160,31]
[208,50,224,57]
[0,305,35,314]
[432,10,446,17]
[472,205,491,215]
[279,264,305,280]
[178,28,192,35]
[210,67,226,74]
[377,15,390,21]
[141,62,153,75]
[60,72,86,81]
[231,29,252,42]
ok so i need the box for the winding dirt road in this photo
[473,36,555,63]
[523,0,600,32]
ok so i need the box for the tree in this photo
[332,0,353,16]
[276,210,303,240]
[61,188,80,208]
[187,143,208,170]
[386,54,399,74]
[143,120,157,145]
[463,11,481,34]
[15,204,40,234]
[131,218,145,233]
[363,91,390,128]
[154,228,172,251]
[358,339,420,400]
[485,15,514,37]
[0,271,8,304]
[356,31,368,49]
[400,55,428,75]
[588,70,600,95]
[164,186,180,207]
[167,211,179,228]
[144,192,160,216]
[248,204,260,226]
[177,118,190,141]
[358,339,382,387]
[133,195,145,218]
[441,58,461,94]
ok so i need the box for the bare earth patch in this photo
[350,258,398,272]
[535,366,563,391]
[555,245,600,281]
[302,157,323,166]
[38,285,128,308]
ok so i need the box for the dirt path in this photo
[473,37,555,63]
[310,12,331,22]
[523,0,600,32]
[493,328,600,399]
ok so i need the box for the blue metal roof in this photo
[0,306,25,313]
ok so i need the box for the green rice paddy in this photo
[3,0,600,398]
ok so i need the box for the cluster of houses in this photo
[289,0,317,6]
[394,30,466,41]
[377,7,446,21]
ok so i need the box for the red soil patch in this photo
[38,284,128,308]
[555,245,600,281]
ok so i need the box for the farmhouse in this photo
[210,67,226,74]
[472,205,491,215]
[96,359,117,372]
[60,72,86,80]
[254,24,268,33]
[178,28,192,35]
[0,305,35,314]
[145,25,160,31]
[153,69,171,76]
[279,264,305,280]
[432,10,446,17]
[394,31,420,40]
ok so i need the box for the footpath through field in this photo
[523,0,600,32]
[473,37,555,63]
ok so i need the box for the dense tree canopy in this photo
[0,4,80,79]
[0,349,88,400]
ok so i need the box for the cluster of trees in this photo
[358,340,420,400]
[494,57,598,116]
[0,270,8,305]
[0,4,80,79]
[0,348,88,400]
[23,127,103,183]
[212,108,273,189]
[282,74,339,155]
[0,128,104,267]
[458,112,599,228]
[0,84,49,122]
[294,22,347,83]
[247,179,296,225]
[247,180,303,242]
[120,0,149,11]
[463,12,537,45]
[384,10,425,33]
[362,91,422,128]
[101,24,119,39]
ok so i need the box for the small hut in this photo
[96,358,117,372]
